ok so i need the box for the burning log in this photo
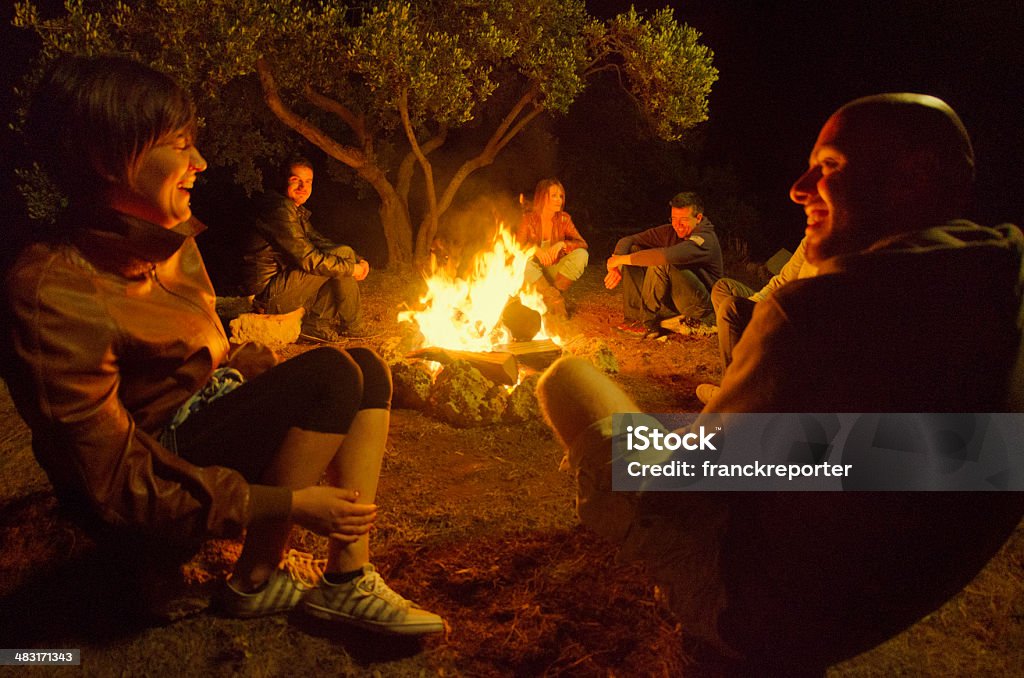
[492,339,563,371]
[407,347,519,385]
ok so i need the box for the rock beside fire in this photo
[228,308,304,350]
[504,373,541,422]
[429,360,508,427]
[566,338,619,373]
[391,360,434,410]
[378,331,425,365]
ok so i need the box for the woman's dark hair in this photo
[25,55,197,206]
[532,178,566,213]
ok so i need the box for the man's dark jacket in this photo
[240,191,356,295]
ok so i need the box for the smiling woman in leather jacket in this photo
[2,55,443,635]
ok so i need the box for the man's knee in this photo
[538,357,635,449]
[644,264,671,284]
[711,278,734,310]
[715,293,743,323]
[538,357,608,445]
[328,244,356,260]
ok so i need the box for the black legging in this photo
[172,346,391,482]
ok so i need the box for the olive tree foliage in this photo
[13,0,717,266]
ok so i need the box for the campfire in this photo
[391,226,566,426]
[399,227,558,352]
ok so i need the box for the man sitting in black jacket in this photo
[241,158,369,341]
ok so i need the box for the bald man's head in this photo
[837,93,975,196]
[791,93,975,263]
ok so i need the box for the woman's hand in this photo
[291,486,377,543]
[537,242,565,266]
[353,260,370,281]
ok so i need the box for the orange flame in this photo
[399,227,555,351]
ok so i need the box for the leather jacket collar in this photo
[71,208,207,279]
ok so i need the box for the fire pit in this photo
[387,227,569,426]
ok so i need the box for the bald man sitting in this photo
[538,94,1024,675]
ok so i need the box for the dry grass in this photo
[1,265,1022,676]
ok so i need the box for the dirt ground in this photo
[1,265,1022,677]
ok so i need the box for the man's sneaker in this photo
[615,320,648,335]
[221,549,325,619]
[340,322,375,338]
[661,315,717,337]
[642,321,665,340]
[299,325,347,344]
[302,564,445,635]
[695,383,721,405]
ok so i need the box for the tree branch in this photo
[256,58,366,168]
[302,84,369,150]
[488,84,539,155]
[434,92,543,220]
[582,62,641,111]
[582,62,621,79]
[397,125,448,205]
[493,106,543,156]
[399,89,440,245]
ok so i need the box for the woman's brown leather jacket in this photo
[4,210,289,541]
[514,210,588,259]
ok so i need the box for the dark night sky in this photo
[585,0,1024,249]
[590,0,1024,246]
[2,1,1022,261]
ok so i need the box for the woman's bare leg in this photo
[232,428,343,589]
[324,408,388,572]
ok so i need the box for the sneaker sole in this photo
[219,589,305,619]
[224,604,298,619]
[298,332,348,344]
[303,602,444,635]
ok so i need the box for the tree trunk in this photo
[352,163,414,269]
[378,194,415,268]
[414,214,438,266]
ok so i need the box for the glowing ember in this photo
[399,227,555,352]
